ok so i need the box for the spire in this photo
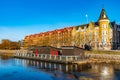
[98,8,109,21]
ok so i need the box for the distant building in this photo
[24,8,120,50]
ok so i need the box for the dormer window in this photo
[103,14,106,18]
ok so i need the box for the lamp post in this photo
[84,26,86,48]
[86,14,88,24]
[79,28,81,47]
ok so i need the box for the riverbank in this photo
[1,49,120,55]
[88,58,120,64]
[1,49,120,64]
[86,50,120,55]
[0,53,15,58]
[0,50,17,54]
[0,50,17,58]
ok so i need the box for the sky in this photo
[0,0,120,41]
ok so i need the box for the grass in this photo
[85,50,120,55]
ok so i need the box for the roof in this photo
[61,46,84,49]
[75,24,89,30]
[95,22,99,26]
[98,8,109,21]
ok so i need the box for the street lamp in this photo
[79,28,81,47]
[84,26,86,48]
[85,14,88,24]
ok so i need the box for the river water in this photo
[0,56,120,80]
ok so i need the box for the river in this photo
[0,56,120,80]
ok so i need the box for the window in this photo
[103,14,106,18]
[102,38,104,42]
[110,30,112,38]
[102,37,107,42]
[90,27,92,30]
[102,31,104,35]
[104,31,107,35]
[102,30,107,35]
[90,32,92,40]
[95,32,98,35]
[104,38,107,42]
[103,24,107,28]
[96,38,98,42]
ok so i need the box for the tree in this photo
[0,39,21,50]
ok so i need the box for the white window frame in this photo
[95,31,98,35]
[103,24,107,28]
[102,37,107,42]
[102,30,107,35]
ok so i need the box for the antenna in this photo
[102,4,104,9]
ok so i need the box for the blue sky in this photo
[0,0,120,41]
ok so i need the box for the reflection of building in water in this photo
[14,59,85,80]
[14,59,120,80]
[91,64,114,80]
[15,58,89,72]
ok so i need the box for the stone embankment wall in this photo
[87,54,120,60]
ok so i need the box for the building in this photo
[24,8,120,50]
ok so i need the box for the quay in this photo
[13,46,92,72]
[86,53,120,64]
[87,53,120,61]
[0,50,16,54]
[14,52,88,64]
[14,46,88,64]
[3,46,120,66]
[14,53,91,71]
[14,46,91,71]
[14,48,120,65]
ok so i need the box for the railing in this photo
[15,50,86,62]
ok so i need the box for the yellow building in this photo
[24,8,120,50]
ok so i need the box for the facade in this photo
[24,8,120,50]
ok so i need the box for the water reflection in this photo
[13,58,81,73]
[1,57,120,80]
[0,56,11,60]
[13,58,84,80]
[13,58,120,80]
[88,64,115,80]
